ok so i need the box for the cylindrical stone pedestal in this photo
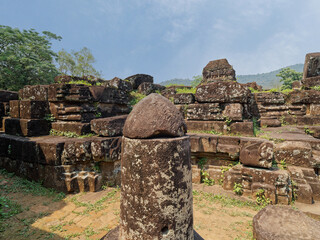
[120,136,193,240]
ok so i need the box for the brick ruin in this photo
[0,53,320,207]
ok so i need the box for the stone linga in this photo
[123,93,187,139]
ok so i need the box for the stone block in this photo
[287,90,320,104]
[91,137,121,162]
[108,77,133,92]
[89,86,129,105]
[35,136,66,165]
[49,102,96,122]
[303,52,320,78]
[206,166,223,183]
[137,82,165,95]
[172,93,195,104]
[125,74,153,89]
[48,83,93,102]
[251,183,276,204]
[223,165,242,190]
[202,59,236,83]
[310,104,320,116]
[91,115,127,137]
[61,138,92,165]
[9,100,20,118]
[274,141,313,168]
[192,165,201,183]
[253,92,285,105]
[189,134,218,153]
[243,82,262,91]
[186,103,223,120]
[229,121,254,136]
[95,103,131,118]
[0,90,19,102]
[20,85,49,101]
[196,82,250,103]
[260,117,281,127]
[302,76,320,88]
[20,100,49,119]
[4,118,50,137]
[292,81,302,89]
[51,121,91,135]
[217,136,240,160]
[186,120,227,133]
[240,139,273,168]
[222,103,243,121]
[288,166,320,203]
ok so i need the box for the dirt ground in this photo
[0,170,318,240]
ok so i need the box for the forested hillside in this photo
[159,64,304,89]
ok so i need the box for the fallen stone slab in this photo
[253,205,320,240]
[240,138,273,169]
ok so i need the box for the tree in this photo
[57,47,101,77]
[191,75,202,87]
[0,25,61,91]
[276,67,302,90]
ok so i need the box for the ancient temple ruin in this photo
[1,53,320,207]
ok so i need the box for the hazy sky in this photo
[1,0,320,83]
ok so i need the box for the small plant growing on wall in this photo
[198,157,215,186]
[233,183,243,195]
[255,189,271,207]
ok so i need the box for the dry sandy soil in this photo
[0,170,318,240]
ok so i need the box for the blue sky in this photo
[1,0,320,83]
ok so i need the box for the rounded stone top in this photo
[123,93,187,139]
[253,206,320,240]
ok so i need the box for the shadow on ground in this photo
[0,169,120,240]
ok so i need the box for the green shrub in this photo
[129,91,146,106]
[233,183,243,195]
[255,189,271,207]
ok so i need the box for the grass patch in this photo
[70,188,120,215]
[0,169,65,201]
[176,87,196,94]
[193,190,263,211]
[50,129,96,138]
[66,80,92,86]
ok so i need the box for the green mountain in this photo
[159,64,304,89]
[159,78,192,86]
[237,64,304,89]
